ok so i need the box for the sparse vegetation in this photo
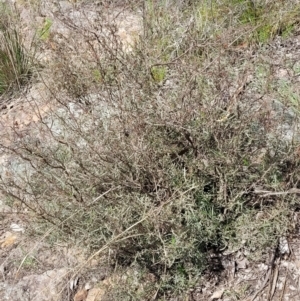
[38,17,52,41]
[1,0,300,299]
[0,2,33,95]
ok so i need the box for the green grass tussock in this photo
[0,3,33,95]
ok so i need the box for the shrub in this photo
[1,0,300,299]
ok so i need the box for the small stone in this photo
[74,289,88,301]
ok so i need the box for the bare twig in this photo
[268,258,280,301]
[254,188,300,198]
[250,247,277,301]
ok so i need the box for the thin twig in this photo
[268,258,280,301]
[254,188,300,197]
[250,248,277,301]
